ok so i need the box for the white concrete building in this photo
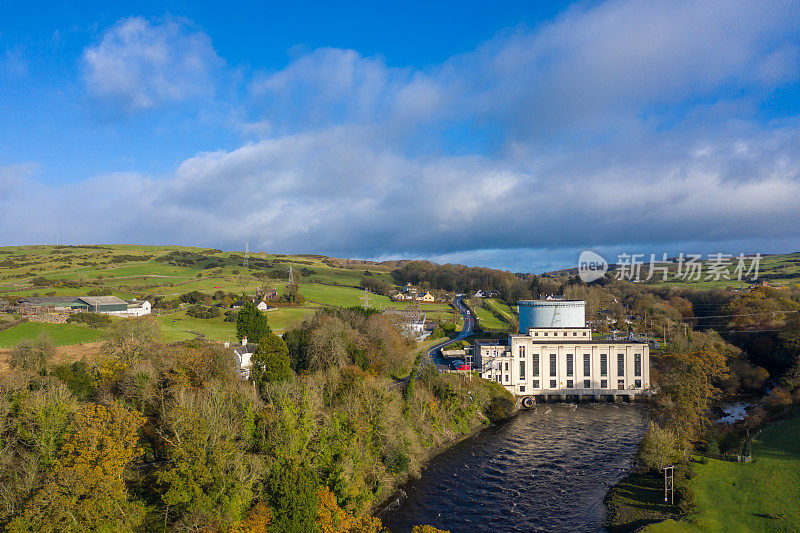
[474,299,649,402]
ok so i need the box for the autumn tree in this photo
[103,316,161,367]
[10,333,55,373]
[10,402,146,532]
[236,302,271,343]
[658,350,729,441]
[316,486,385,533]
[636,422,684,472]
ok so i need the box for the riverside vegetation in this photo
[0,305,513,532]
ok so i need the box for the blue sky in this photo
[1,0,799,272]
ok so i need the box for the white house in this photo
[231,337,257,379]
[122,299,151,317]
[257,301,269,311]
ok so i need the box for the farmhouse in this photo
[474,299,649,404]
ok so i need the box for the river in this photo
[382,403,649,533]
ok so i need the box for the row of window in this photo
[514,352,642,378]
[518,378,644,392]
[531,330,589,337]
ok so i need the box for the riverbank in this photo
[373,379,518,515]
[644,410,800,532]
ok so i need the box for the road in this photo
[389,296,476,390]
[425,295,475,370]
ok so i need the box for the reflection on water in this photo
[382,404,648,533]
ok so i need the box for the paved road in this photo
[390,296,476,389]
[425,295,475,370]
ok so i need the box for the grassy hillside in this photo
[548,251,800,290]
[0,244,456,346]
[646,411,800,533]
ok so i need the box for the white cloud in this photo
[4,0,800,270]
[81,16,223,114]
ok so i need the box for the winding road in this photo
[425,295,475,369]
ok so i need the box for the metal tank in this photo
[517,300,586,333]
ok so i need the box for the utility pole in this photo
[360,287,373,309]
[662,465,674,505]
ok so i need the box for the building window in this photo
[583,332,587,336]
[617,353,625,376]
[634,379,642,388]
[583,354,591,376]
[566,354,574,376]
[567,380,574,388]
[544,332,548,336]
[519,346,526,358]
[519,385,526,392]
[496,376,501,383]
[520,361,526,380]
[505,375,509,383]
[600,354,608,377]
[634,354,642,377]
[505,362,509,371]
[550,354,557,377]
[618,379,625,390]
[534,332,538,336]
[573,331,577,336]
[532,354,540,377]
[583,379,591,389]
[601,379,608,388]
[549,379,557,388]
[532,379,540,388]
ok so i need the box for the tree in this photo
[636,422,683,472]
[10,402,146,532]
[10,333,55,373]
[103,316,161,367]
[316,486,385,533]
[252,333,292,385]
[412,527,450,533]
[266,459,319,533]
[236,302,271,343]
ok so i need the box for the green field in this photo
[0,321,106,348]
[473,304,510,330]
[646,412,800,532]
[0,244,460,347]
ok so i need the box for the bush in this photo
[186,305,222,319]
[10,333,56,372]
[87,288,113,296]
[67,312,112,328]
[636,422,684,472]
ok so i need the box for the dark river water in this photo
[382,404,649,533]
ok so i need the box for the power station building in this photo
[474,299,649,402]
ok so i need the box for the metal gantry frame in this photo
[661,465,674,505]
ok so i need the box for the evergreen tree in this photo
[252,333,292,385]
[236,302,271,343]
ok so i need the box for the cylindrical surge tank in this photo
[518,300,586,333]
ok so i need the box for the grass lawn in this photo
[606,472,682,532]
[300,283,394,308]
[0,321,106,348]
[155,310,236,343]
[646,412,800,532]
[266,307,318,332]
[484,298,517,322]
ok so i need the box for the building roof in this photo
[19,296,81,304]
[78,296,128,306]
[233,343,258,355]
